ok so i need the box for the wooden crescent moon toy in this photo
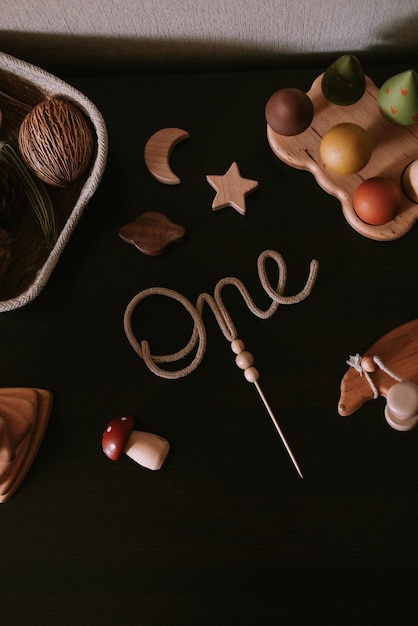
[338,319,418,422]
[0,387,52,502]
[144,127,190,185]
[267,74,418,241]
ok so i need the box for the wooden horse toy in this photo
[338,319,418,431]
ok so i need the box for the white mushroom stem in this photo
[123,431,170,470]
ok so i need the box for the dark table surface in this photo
[2,59,418,625]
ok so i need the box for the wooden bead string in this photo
[124,250,319,477]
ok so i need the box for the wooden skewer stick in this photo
[231,338,303,478]
[254,380,303,478]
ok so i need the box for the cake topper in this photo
[124,250,319,477]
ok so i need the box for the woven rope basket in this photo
[0,51,108,312]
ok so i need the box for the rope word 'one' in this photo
[124,249,318,379]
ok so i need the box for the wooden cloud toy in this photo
[338,320,418,430]
[0,387,52,502]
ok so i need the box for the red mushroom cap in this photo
[102,415,135,461]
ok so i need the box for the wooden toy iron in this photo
[338,319,418,417]
[0,387,52,502]
[267,74,418,241]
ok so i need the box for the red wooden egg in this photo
[353,176,403,225]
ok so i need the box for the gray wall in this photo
[1,0,418,72]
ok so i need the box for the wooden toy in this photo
[338,319,418,426]
[385,381,418,431]
[321,54,365,106]
[144,127,189,185]
[102,416,170,470]
[267,73,418,241]
[124,250,319,477]
[377,69,418,126]
[119,211,185,256]
[206,161,259,215]
[0,387,52,502]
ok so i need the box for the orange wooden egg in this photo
[353,176,403,225]
[320,123,372,175]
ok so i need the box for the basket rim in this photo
[0,51,108,312]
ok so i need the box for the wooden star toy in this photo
[206,161,259,215]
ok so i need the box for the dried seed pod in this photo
[0,161,22,223]
[18,98,95,187]
[0,228,12,287]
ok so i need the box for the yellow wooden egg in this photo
[320,122,372,175]
[18,98,95,187]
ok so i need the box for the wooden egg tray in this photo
[0,52,108,311]
[267,73,418,241]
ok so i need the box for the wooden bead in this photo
[244,366,259,383]
[361,356,376,372]
[235,350,254,370]
[231,339,245,354]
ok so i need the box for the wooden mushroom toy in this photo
[102,416,170,470]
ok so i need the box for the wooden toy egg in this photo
[320,123,372,175]
[377,69,418,126]
[401,159,418,203]
[18,98,95,187]
[265,88,314,136]
[353,176,403,225]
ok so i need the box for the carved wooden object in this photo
[338,320,418,416]
[119,211,185,256]
[144,127,190,185]
[206,161,259,215]
[0,387,52,502]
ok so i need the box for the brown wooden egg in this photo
[18,98,95,187]
[265,88,314,136]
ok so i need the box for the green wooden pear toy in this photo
[378,69,418,126]
[321,54,366,105]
